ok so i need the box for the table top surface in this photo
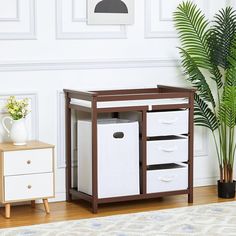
[64,86,196,106]
[0,141,54,152]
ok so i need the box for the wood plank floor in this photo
[0,186,235,229]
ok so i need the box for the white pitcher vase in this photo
[2,117,28,145]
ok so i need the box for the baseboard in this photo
[50,178,219,203]
[48,192,66,202]
[0,178,218,207]
[0,192,66,207]
[194,177,218,187]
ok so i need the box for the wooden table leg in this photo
[92,201,98,214]
[5,203,10,219]
[43,199,50,214]
[31,200,36,208]
[188,191,193,203]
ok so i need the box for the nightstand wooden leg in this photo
[5,204,10,219]
[43,199,50,214]
[31,200,36,208]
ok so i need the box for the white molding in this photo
[71,0,86,22]
[0,0,20,22]
[30,92,39,140]
[194,127,208,157]
[159,0,173,22]
[56,0,126,39]
[28,0,37,39]
[57,92,78,168]
[0,58,180,71]
[0,92,39,141]
[144,0,153,38]
[0,0,36,40]
[226,0,235,6]
[57,92,66,168]
[145,0,205,38]
[159,0,197,22]
[145,0,177,38]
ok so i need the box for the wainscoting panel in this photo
[57,92,78,168]
[56,0,126,39]
[0,0,36,39]
[57,92,66,168]
[145,0,212,38]
[0,0,230,200]
[194,127,208,157]
[0,0,19,21]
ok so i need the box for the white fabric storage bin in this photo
[147,137,188,165]
[147,110,189,137]
[147,163,188,193]
[78,119,140,199]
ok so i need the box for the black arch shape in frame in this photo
[94,0,128,14]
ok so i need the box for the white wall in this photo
[0,0,232,202]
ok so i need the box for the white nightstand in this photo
[0,141,55,218]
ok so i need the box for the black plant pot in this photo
[218,180,236,198]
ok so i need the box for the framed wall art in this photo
[87,0,134,25]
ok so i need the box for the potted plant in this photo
[174,1,236,198]
[1,96,30,145]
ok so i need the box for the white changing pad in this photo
[71,98,189,110]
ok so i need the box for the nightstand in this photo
[0,141,55,218]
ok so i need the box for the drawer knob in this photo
[27,160,31,165]
[27,185,32,189]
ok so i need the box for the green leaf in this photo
[194,94,219,131]
[226,35,236,86]
[208,7,236,69]
[174,1,223,88]
[179,48,216,107]
[219,86,236,128]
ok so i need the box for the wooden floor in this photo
[0,186,235,229]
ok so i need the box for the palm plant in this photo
[174,1,236,183]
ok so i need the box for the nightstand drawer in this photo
[147,138,188,165]
[147,110,189,137]
[4,149,53,176]
[147,163,188,193]
[4,173,54,202]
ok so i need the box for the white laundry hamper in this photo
[77,119,140,198]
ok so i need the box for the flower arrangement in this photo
[6,96,30,120]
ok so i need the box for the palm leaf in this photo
[226,65,236,86]
[194,94,219,131]
[174,1,223,88]
[208,7,236,69]
[180,48,216,107]
[226,35,236,86]
[219,86,236,128]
